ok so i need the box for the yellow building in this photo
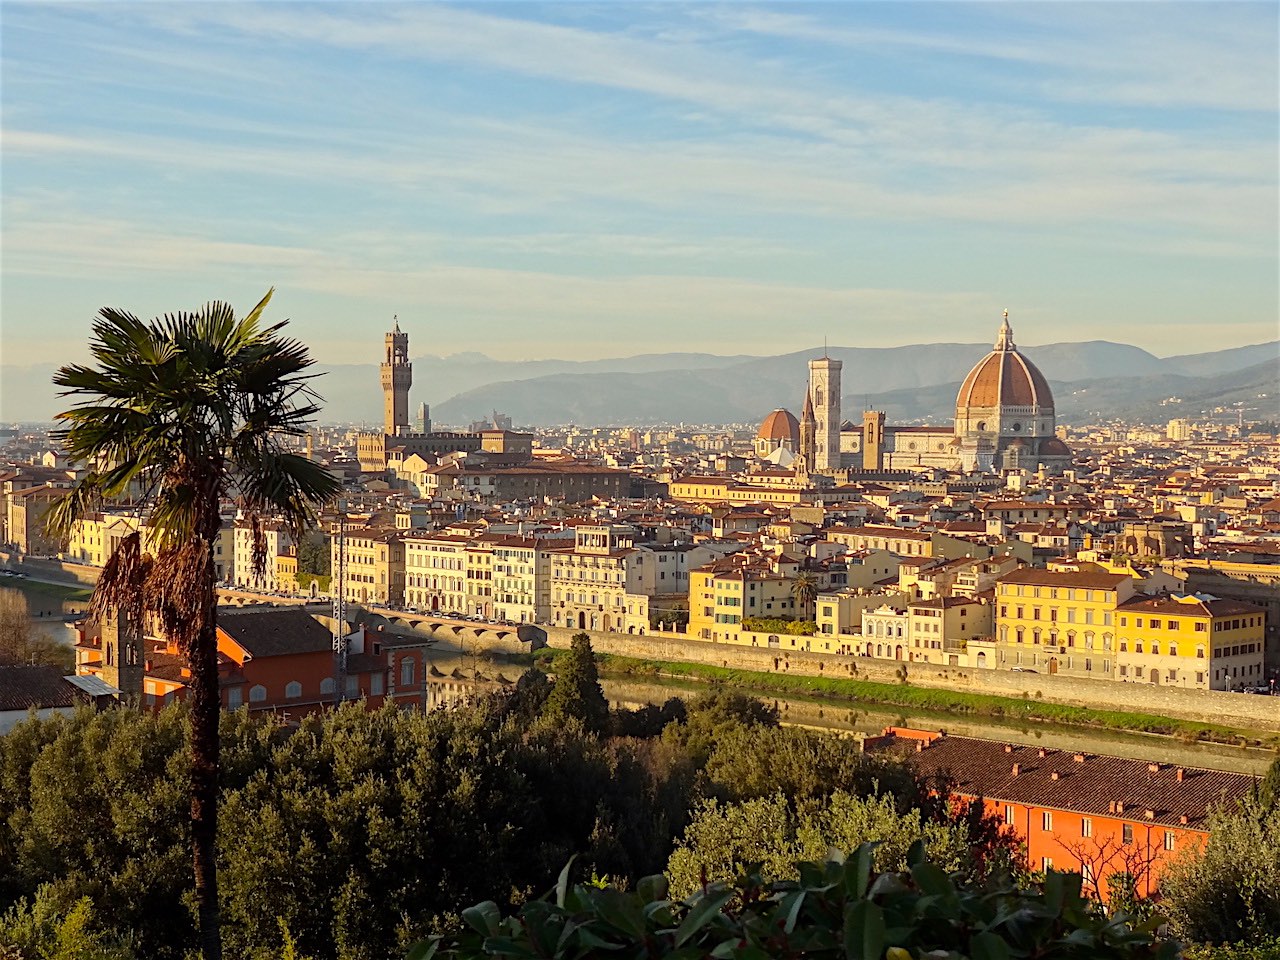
[403,532,469,614]
[688,557,798,645]
[338,528,405,607]
[275,551,299,594]
[815,588,909,653]
[465,540,495,619]
[1115,593,1266,690]
[491,536,552,625]
[994,569,1137,677]
[549,525,652,634]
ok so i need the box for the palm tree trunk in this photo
[189,542,222,960]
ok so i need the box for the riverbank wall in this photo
[538,626,1280,731]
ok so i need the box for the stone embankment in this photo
[535,626,1280,732]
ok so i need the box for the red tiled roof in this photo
[875,732,1251,829]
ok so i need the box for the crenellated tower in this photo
[381,317,412,436]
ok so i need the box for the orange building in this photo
[75,607,436,716]
[866,728,1253,901]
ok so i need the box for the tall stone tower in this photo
[862,410,886,471]
[799,387,816,470]
[381,318,412,436]
[100,606,144,702]
[807,356,842,472]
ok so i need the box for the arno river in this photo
[428,651,1275,777]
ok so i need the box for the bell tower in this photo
[101,606,144,703]
[807,355,842,472]
[381,317,412,436]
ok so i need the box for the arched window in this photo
[285,681,302,699]
[320,677,336,695]
[249,685,267,703]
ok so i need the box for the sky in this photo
[2,1,1277,374]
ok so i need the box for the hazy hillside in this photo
[851,358,1280,427]
[1161,341,1280,378]
[429,340,1215,426]
[4,341,1275,426]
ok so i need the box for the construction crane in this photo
[331,500,348,705]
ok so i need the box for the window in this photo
[249,684,267,703]
[371,671,384,696]
[1042,857,1053,872]
[227,686,243,710]
[1081,818,1093,838]
[1042,811,1053,830]
[345,675,359,698]
[1122,824,1133,845]
[1170,643,1178,657]
[401,658,415,686]
[1004,805,1015,824]
[1164,831,1176,852]
[1082,863,1094,885]
[285,680,302,699]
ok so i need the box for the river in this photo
[426,649,1275,777]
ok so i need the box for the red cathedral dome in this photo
[757,408,800,445]
[956,313,1054,410]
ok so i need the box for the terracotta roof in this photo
[0,666,77,711]
[884,733,1252,830]
[956,320,1054,411]
[997,568,1132,589]
[218,609,335,658]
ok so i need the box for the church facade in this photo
[775,312,1071,476]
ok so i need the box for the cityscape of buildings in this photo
[1,310,1278,904]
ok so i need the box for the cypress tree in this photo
[543,633,609,735]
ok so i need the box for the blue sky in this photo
[2,1,1276,371]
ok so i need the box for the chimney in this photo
[1116,801,1125,814]
[1050,771,1060,781]
[1148,763,1161,773]
[1073,753,1086,763]
[1179,815,1189,825]
[1176,768,1185,782]
[916,741,925,752]
[1145,809,1156,820]
[1011,763,1020,776]
[1004,744,1014,753]
[1038,748,1047,758]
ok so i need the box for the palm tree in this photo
[791,570,819,619]
[45,290,340,960]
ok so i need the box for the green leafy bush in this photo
[742,616,818,636]
[413,844,1176,959]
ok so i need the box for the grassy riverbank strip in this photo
[531,648,1278,747]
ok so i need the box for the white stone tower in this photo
[807,355,842,472]
[381,317,412,436]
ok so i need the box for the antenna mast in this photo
[331,500,348,705]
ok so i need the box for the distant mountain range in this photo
[4,341,1276,427]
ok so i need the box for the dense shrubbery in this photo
[419,844,1176,960]
[742,616,818,636]
[0,637,1273,959]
